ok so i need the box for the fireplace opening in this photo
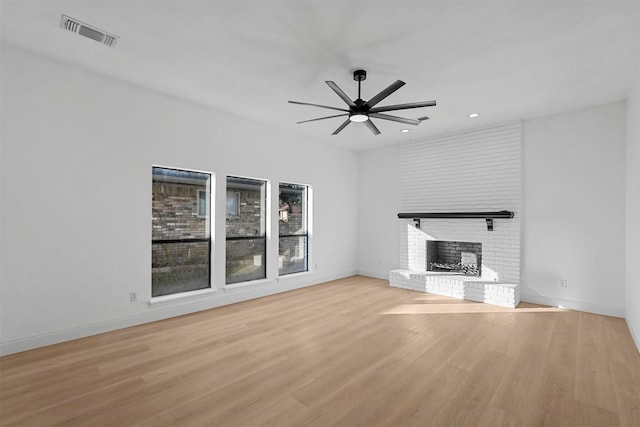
[426,241,482,276]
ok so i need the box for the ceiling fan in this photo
[289,69,436,135]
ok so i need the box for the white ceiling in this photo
[2,0,639,151]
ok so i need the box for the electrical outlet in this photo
[129,292,137,302]
[559,280,568,289]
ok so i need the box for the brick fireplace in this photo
[390,122,522,307]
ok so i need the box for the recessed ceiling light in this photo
[468,113,480,118]
[400,129,410,133]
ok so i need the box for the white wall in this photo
[626,72,640,349]
[0,46,358,355]
[357,145,400,278]
[521,102,627,316]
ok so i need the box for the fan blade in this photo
[296,113,348,124]
[332,119,352,135]
[369,100,436,113]
[326,81,356,107]
[288,100,349,113]
[366,80,405,108]
[363,119,381,135]
[369,113,421,126]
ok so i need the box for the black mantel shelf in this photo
[397,211,514,231]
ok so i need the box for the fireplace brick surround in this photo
[391,123,522,308]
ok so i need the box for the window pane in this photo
[153,167,210,239]
[279,236,308,275]
[152,167,211,297]
[226,176,267,284]
[152,241,210,297]
[278,183,307,235]
[279,182,308,275]
[226,238,266,284]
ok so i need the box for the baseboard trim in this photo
[625,315,640,354]
[0,270,356,356]
[355,269,390,280]
[520,292,624,318]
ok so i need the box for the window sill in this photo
[278,270,311,281]
[148,288,218,306]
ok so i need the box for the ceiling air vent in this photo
[60,15,118,47]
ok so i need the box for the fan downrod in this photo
[353,69,367,100]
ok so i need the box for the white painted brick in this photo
[389,269,520,308]
[399,122,521,284]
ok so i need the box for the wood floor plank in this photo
[1,276,639,426]
[575,311,624,414]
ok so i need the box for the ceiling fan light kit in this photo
[289,69,436,136]
[349,113,368,122]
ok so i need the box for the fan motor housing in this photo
[353,98,369,111]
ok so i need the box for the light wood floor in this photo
[1,276,639,426]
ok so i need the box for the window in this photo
[279,182,308,275]
[226,176,267,284]
[197,190,208,217]
[226,192,240,218]
[152,167,211,297]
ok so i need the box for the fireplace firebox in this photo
[426,241,482,276]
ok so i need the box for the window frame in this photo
[225,175,269,285]
[278,182,310,276]
[151,165,212,298]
